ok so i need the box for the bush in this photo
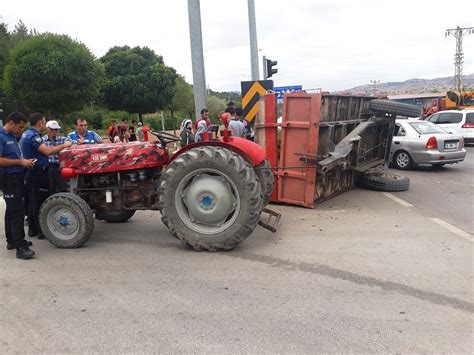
[65,106,138,130]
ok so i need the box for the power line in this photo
[445,26,474,93]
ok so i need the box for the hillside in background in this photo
[340,73,474,95]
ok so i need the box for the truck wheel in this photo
[158,146,263,251]
[369,99,422,117]
[359,172,410,192]
[255,159,274,207]
[39,192,94,248]
[96,210,135,223]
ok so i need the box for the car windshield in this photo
[409,121,446,134]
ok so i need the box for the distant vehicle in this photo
[425,109,474,144]
[422,91,474,117]
[390,119,466,170]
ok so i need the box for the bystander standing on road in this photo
[180,119,195,147]
[42,120,68,194]
[21,113,72,239]
[0,112,36,259]
[228,112,246,138]
[67,118,103,144]
[195,109,211,131]
[114,124,129,143]
[136,122,144,141]
[129,120,137,142]
[195,119,208,142]
[141,123,150,141]
[107,120,118,142]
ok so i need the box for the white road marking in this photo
[380,192,413,207]
[429,218,474,242]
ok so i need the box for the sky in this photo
[2,0,473,92]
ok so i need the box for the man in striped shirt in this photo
[43,120,68,194]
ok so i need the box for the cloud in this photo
[2,0,473,92]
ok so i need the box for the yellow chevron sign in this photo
[241,80,274,122]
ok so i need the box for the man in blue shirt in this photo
[67,118,103,144]
[20,113,72,239]
[0,112,36,259]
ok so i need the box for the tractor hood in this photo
[59,141,168,174]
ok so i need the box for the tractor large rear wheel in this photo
[255,159,274,207]
[158,146,263,251]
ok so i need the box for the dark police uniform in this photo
[0,127,27,248]
[20,128,49,237]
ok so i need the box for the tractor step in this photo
[258,207,281,233]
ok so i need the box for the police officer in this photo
[20,113,71,239]
[0,112,36,259]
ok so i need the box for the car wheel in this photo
[394,151,413,170]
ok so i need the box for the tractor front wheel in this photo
[39,193,94,248]
[158,146,263,251]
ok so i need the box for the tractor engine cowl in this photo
[59,141,169,175]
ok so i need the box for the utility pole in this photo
[187,0,207,120]
[370,80,380,95]
[248,0,260,81]
[445,26,474,93]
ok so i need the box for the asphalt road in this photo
[0,151,472,353]
[394,145,474,234]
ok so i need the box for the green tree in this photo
[0,22,11,90]
[207,95,226,123]
[0,19,37,93]
[100,46,178,121]
[167,75,194,129]
[3,33,104,116]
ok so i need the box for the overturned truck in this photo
[255,93,421,208]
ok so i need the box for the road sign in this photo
[241,80,274,123]
[273,85,303,100]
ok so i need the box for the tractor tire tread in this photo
[39,192,94,248]
[369,99,422,117]
[359,172,410,192]
[158,146,262,251]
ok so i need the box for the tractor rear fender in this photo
[170,137,266,167]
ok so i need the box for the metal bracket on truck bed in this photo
[258,207,281,233]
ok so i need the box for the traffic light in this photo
[263,56,278,79]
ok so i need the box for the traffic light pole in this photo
[187,0,207,120]
[248,0,260,81]
[262,55,267,79]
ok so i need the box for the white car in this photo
[426,109,474,144]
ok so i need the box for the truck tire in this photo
[359,172,409,192]
[255,159,274,207]
[158,146,263,251]
[39,192,94,248]
[369,99,422,117]
[96,210,135,223]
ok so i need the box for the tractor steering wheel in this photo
[151,130,182,146]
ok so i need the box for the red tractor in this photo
[38,131,275,251]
